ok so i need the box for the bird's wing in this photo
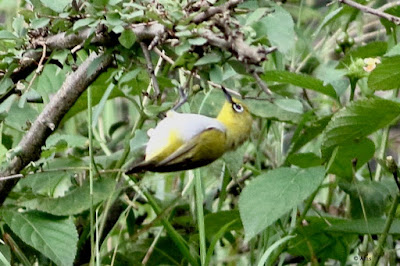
[152,127,226,172]
[145,112,225,161]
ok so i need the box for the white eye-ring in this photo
[233,103,244,113]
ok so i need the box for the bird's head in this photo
[217,88,253,150]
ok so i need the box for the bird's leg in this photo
[172,86,188,111]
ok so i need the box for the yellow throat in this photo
[217,98,253,151]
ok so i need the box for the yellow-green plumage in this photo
[125,96,252,173]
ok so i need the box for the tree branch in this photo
[0,52,113,205]
[191,0,243,24]
[199,29,277,64]
[140,42,160,98]
[339,0,400,25]
[5,22,166,92]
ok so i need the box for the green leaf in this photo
[119,29,136,49]
[288,218,355,263]
[129,129,148,153]
[340,181,392,219]
[32,64,67,101]
[314,61,348,96]
[287,152,323,168]
[73,18,96,31]
[223,143,247,175]
[257,235,296,266]
[105,12,122,27]
[31,18,50,29]
[209,65,223,84]
[0,30,17,40]
[288,115,332,155]
[339,41,387,68]
[39,0,71,12]
[385,43,400,57]
[119,69,141,84]
[18,171,72,196]
[321,97,400,155]
[246,8,268,26]
[262,70,337,98]
[246,99,302,123]
[4,102,39,131]
[45,133,89,148]
[188,37,207,46]
[144,102,174,117]
[194,53,221,66]
[62,69,124,122]
[1,209,78,266]
[326,138,375,180]
[92,83,115,127]
[20,178,116,216]
[239,166,325,240]
[205,219,238,265]
[275,99,303,113]
[0,245,11,266]
[12,16,25,37]
[327,217,400,234]
[313,7,343,36]
[204,210,242,240]
[368,56,400,91]
[253,5,295,54]
[0,78,14,95]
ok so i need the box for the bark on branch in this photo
[191,0,243,24]
[0,52,113,205]
[339,0,400,25]
[200,29,277,64]
[8,23,166,87]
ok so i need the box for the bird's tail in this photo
[125,160,154,174]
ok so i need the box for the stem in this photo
[217,163,229,211]
[194,169,206,265]
[87,85,96,265]
[349,77,357,101]
[371,194,400,265]
[295,188,320,229]
[375,89,399,181]
[269,186,321,264]
[129,176,199,266]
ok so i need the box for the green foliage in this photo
[19,177,116,216]
[368,56,400,90]
[321,97,400,157]
[326,138,375,180]
[262,70,338,98]
[1,209,78,266]
[239,166,325,240]
[1,0,400,265]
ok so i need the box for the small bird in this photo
[125,88,252,173]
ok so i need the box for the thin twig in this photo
[253,72,272,97]
[377,1,400,12]
[153,47,241,97]
[339,0,400,25]
[142,227,164,264]
[140,42,160,98]
[354,28,386,43]
[199,29,277,64]
[191,0,243,24]
[26,43,47,92]
[0,174,24,181]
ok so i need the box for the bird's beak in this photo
[221,87,233,103]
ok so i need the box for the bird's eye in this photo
[233,103,243,113]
